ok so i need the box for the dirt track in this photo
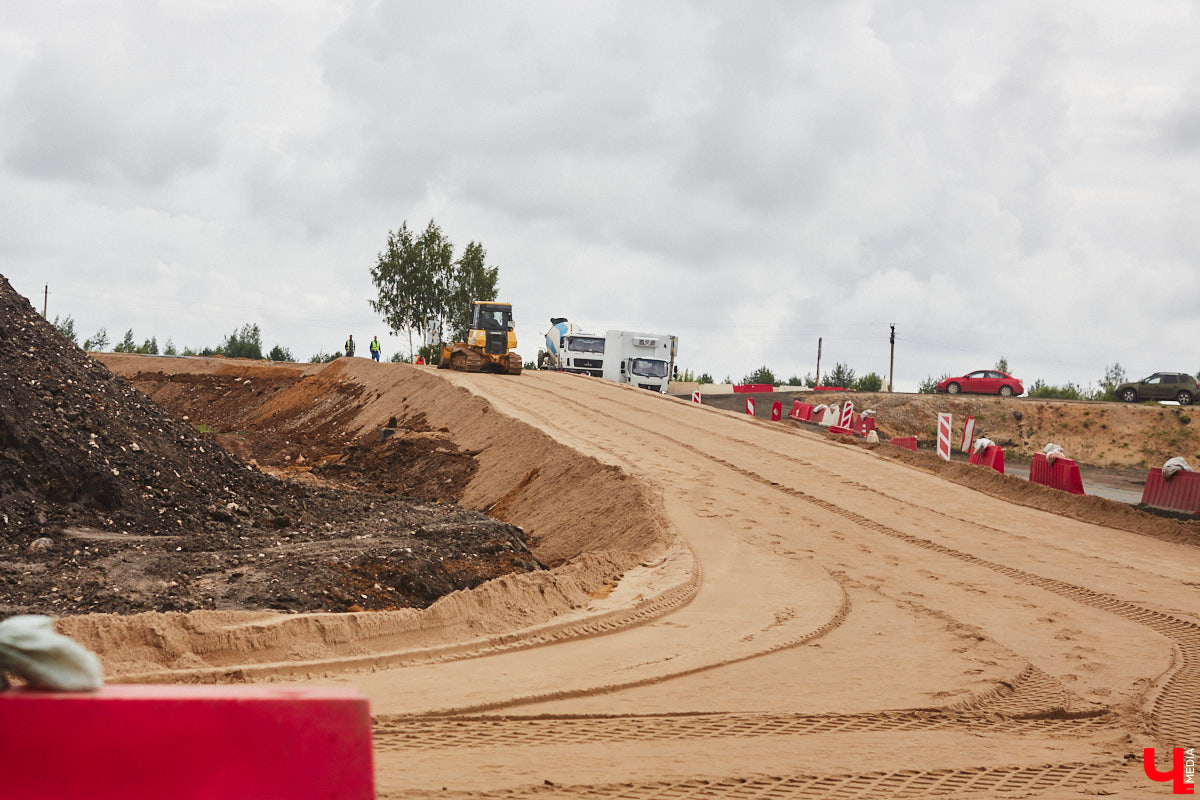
[78,360,1200,797]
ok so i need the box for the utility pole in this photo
[815,337,822,387]
[43,284,48,318]
[888,324,895,392]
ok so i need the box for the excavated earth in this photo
[0,276,539,616]
[7,271,1200,798]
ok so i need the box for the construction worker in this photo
[415,354,425,365]
[369,336,381,361]
[344,334,355,358]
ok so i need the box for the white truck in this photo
[538,319,678,393]
[602,330,678,393]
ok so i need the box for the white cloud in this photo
[1,0,1198,391]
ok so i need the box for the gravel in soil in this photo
[0,274,540,617]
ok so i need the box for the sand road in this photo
[267,367,1200,799]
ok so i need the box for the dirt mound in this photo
[0,274,539,616]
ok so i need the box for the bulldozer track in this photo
[380,761,1134,799]
[375,705,1116,752]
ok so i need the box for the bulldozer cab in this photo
[472,303,512,333]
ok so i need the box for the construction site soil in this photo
[0,276,539,617]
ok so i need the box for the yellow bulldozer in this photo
[438,301,523,375]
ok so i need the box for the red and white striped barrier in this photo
[960,415,976,453]
[746,397,756,416]
[937,413,952,461]
[691,391,701,404]
[770,401,782,421]
[839,400,854,429]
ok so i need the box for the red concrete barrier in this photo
[770,401,782,421]
[788,400,813,421]
[890,436,918,452]
[1,685,375,800]
[1029,452,1084,495]
[968,444,1006,474]
[734,383,773,393]
[1141,468,1200,515]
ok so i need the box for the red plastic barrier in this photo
[851,416,876,437]
[2,685,375,800]
[1141,468,1200,515]
[1029,452,1084,495]
[770,401,782,421]
[968,444,1006,474]
[828,425,854,436]
[733,383,773,393]
[789,400,813,421]
[813,386,850,391]
[890,436,918,452]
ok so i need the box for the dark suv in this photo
[1115,372,1199,405]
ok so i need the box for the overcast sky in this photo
[2,2,1197,391]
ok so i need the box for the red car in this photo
[935,370,1023,397]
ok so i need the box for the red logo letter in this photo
[1145,748,1195,795]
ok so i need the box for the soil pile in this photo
[121,366,478,503]
[0,275,539,616]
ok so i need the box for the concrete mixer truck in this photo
[538,318,678,393]
[537,318,606,377]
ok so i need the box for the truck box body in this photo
[601,330,678,393]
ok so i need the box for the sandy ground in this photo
[85,360,1200,798]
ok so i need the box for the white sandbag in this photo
[1043,443,1065,464]
[973,437,994,454]
[0,615,104,691]
[1163,457,1194,480]
[865,430,879,444]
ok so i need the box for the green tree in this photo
[824,362,856,389]
[163,338,177,356]
[371,219,500,351]
[855,372,883,392]
[136,336,158,355]
[447,241,499,340]
[113,329,138,353]
[222,323,263,359]
[309,351,340,364]
[918,373,948,393]
[52,315,78,345]
[698,373,714,384]
[995,356,1010,374]
[1098,362,1127,401]
[742,365,776,385]
[83,327,110,351]
[370,221,449,353]
[268,344,294,362]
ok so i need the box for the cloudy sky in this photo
[1,1,1197,390]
